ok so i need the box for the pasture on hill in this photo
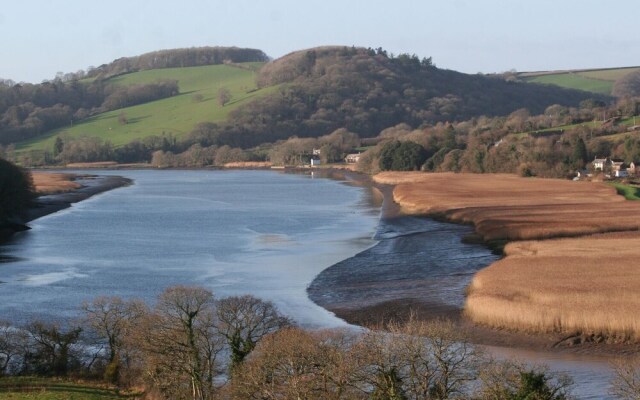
[16,63,275,152]
[521,66,640,95]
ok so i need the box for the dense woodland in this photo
[188,46,604,149]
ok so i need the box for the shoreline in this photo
[308,171,640,357]
[0,173,132,244]
[27,174,133,222]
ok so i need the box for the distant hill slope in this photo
[12,46,611,158]
[519,67,640,95]
[87,46,269,80]
[17,63,276,152]
[210,47,607,148]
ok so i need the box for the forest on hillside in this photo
[198,46,605,149]
[0,47,268,146]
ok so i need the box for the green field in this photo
[609,183,640,200]
[524,73,613,95]
[577,67,640,81]
[521,67,640,95]
[0,377,140,399]
[17,63,277,152]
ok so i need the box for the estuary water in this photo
[0,170,379,327]
[0,169,619,398]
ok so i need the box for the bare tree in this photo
[136,286,223,400]
[23,321,83,376]
[353,316,483,400]
[228,327,364,400]
[217,87,231,106]
[81,296,146,384]
[215,295,290,368]
[611,357,640,400]
[0,321,27,376]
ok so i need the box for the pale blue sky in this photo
[1,0,638,83]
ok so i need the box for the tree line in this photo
[3,285,640,399]
[0,285,579,400]
[86,47,269,81]
[359,96,640,178]
[0,79,179,145]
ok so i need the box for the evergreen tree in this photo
[0,158,35,223]
[572,137,588,167]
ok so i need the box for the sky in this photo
[1,0,638,83]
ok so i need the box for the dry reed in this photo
[466,232,640,338]
[373,172,640,338]
[31,172,81,194]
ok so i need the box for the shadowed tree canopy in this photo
[0,158,34,223]
[378,140,428,171]
[216,46,606,148]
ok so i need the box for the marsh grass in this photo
[465,232,640,338]
[31,172,81,195]
[374,172,640,338]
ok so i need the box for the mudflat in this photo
[365,172,640,350]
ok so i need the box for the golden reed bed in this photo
[373,172,640,339]
[31,172,81,195]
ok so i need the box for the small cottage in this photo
[345,153,361,164]
[592,157,608,171]
[611,159,625,172]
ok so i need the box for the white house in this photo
[592,157,608,170]
[345,153,361,163]
[615,169,629,178]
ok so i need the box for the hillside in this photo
[206,46,607,149]
[17,63,276,153]
[519,66,640,95]
[6,46,615,165]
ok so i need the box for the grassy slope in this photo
[524,73,613,95]
[17,63,277,152]
[522,67,640,95]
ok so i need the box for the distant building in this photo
[310,158,321,166]
[345,153,361,163]
[592,157,609,171]
[615,169,629,178]
[611,159,625,172]
[312,148,321,156]
[629,162,638,175]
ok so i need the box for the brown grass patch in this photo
[31,172,81,195]
[224,161,272,168]
[373,172,640,339]
[374,172,640,241]
[65,161,118,168]
[466,232,640,338]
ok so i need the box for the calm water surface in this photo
[0,169,620,398]
[0,170,378,327]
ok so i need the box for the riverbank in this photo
[309,171,640,356]
[0,172,132,244]
[28,173,132,222]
